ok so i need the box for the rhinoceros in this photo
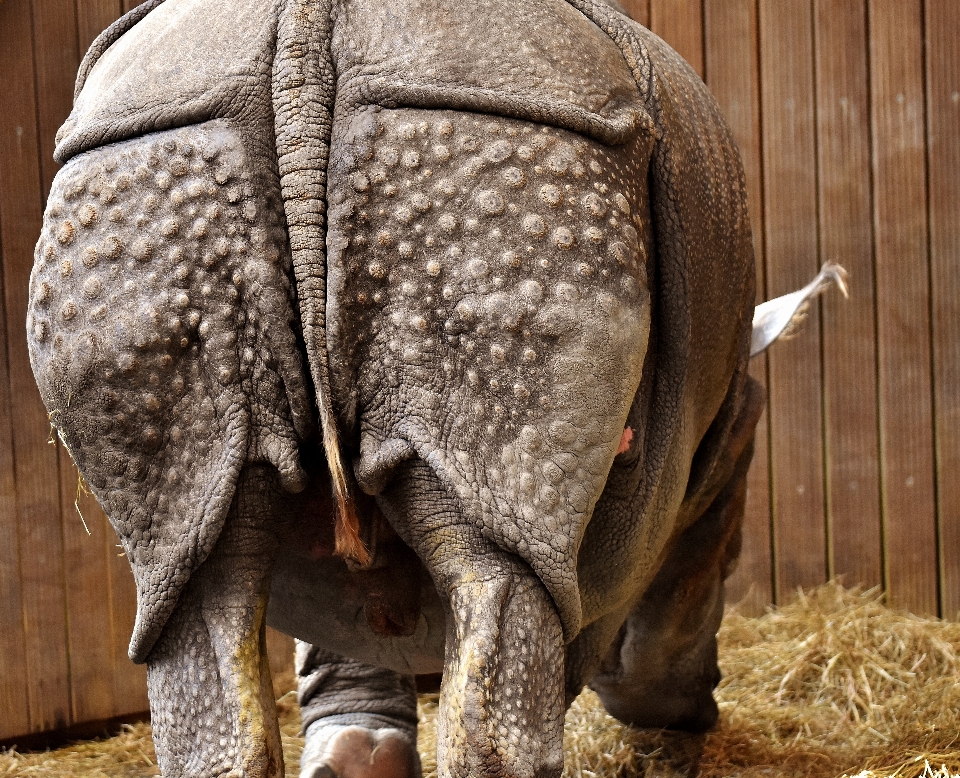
[26,0,844,775]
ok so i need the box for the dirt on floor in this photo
[2,582,958,778]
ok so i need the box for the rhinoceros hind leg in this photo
[297,645,420,778]
[146,465,285,777]
[589,588,723,734]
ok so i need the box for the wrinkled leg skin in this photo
[376,460,566,778]
[146,466,285,777]
[296,644,421,778]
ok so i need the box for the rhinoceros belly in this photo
[268,539,447,676]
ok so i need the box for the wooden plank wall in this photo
[621,0,959,618]
[0,0,957,741]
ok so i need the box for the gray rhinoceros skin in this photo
[27,0,760,775]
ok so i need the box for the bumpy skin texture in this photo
[28,0,759,776]
[327,108,654,639]
[30,119,310,662]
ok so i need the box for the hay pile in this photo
[703,584,960,777]
[2,582,958,777]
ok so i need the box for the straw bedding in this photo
[2,582,957,777]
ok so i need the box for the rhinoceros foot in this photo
[301,726,421,778]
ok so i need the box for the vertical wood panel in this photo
[63,481,119,723]
[814,0,883,589]
[868,0,938,615]
[925,0,960,618]
[0,0,71,734]
[31,0,78,191]
[0,192,31,742]
[77,0,123,52]
[649,0,705,78]
[759,0,827,599]
[704,0,772,613]
[619,0,650,29]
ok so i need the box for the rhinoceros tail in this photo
[750,262,849,356]
[273,0,370,566]
[324,411,368,566]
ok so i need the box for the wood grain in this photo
[813,0,882,589]
[0,0,71,734]
[925,0,960,619]
[0,126,30,742]
[704,0,771,614]
[0,368,30,739]
[76,0,123,53]
[868,0,938,615]
[31,0,78,192]
[108,541,149,717]
[650,0,704,78]
[759,0,827,600]
[63,477,119,723]
[619,0,650,28]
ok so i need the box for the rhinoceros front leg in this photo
[589,377,764,733]
[146,465,284,778]
[296,644,421,778]
[379,460,565,778]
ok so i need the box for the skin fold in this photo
[147,466,285,777]
[28,0,759,776]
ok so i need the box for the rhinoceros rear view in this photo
[29,0,780,775]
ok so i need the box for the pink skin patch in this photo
[617,426,634,455]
